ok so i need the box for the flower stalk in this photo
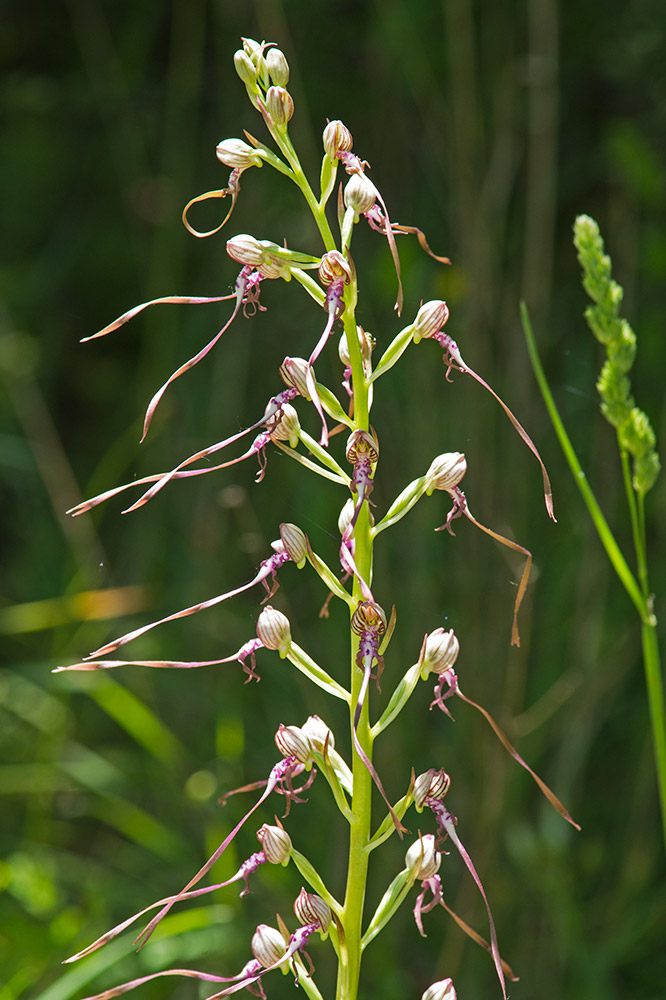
[57,37,581,1000]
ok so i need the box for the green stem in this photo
[619,447,644,580]
[337,636,373,1000]
[642,622,666,852]
[266,124,337,252]
[336,263,375,1000]
[635,493,650,599]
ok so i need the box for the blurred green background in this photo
[2,1,665,998]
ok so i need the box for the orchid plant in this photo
[57,38,579,1000]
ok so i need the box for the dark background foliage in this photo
[2,1,665,998]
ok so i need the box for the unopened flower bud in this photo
[338,498,374,536]
[323,120,353,159]
[413,300,450,341]
[318,250,352,287]
[257,823,292,865]
[241,38,264,62]
[425,453,467,494]
[275,723,313,765]
[268,402,301,446]
[344,173,377,215]
[279,357,311,398]
[266,47,290,86]
[338,498,355,535]
[279,522,307,567]
[420,628,460,678]
[301,715,335,754]
[256,606,291,655]
[266,86,294,125]
[414,768,452,810]
[251,923,287,967]
[216,139,263,170]
[406,834,442,879]
[234,49,257,87]
[241,38,270,87]
[339,326,374,366]
[422,979,457,1000]
[294,888,332,933]
[226,234,266,268]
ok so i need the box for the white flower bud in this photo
[266,47,290,86]
[268,402,301,446]
[338,325,374,366]
[215,139,263,170]
[301,715,334,754]
[337,498,356,536]
[425,453,467,495]
[323,120,353,159]
[241,38,270,87]
[251,923,287,967]
[278,522,307,567]
[266,85,294,125]
[234,49,257,86]
[294,888,332,933]
[279,357,311,398]
[413,300,450,341]
[257,823,292,865]
[256,606,291,655]
[275,723,313,765]
[226,234,266,268]
[344,173,377,215]
[337,497,376,536]
[405,834,441,880]
[226,236,297,280]
[420,628,460,678]
[414,768,452,810]
[422,979,457,1000]
[338,334,351,367]
[241,38,264,62]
